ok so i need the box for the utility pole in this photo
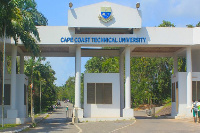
[1,24,6,127]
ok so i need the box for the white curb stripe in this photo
[74,124,82,133]
[109,120,136,133]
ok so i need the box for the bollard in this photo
[72,109,75,124]
[151,107,155,117]
[66,109,73,119]
[75,108,78,123]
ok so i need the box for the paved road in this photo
[22,101,78,133]
[116,118,200,133]
[21,104,200,133]
[112,111,200,133]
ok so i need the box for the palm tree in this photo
[0,0,48,55]
[0,0,48,126]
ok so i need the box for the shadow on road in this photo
[134,110,173,120]
[23,102,75,133]
[135,116,172,119]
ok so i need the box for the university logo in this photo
[98,7,113,23]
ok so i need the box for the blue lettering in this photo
[143,38,146,43]
[61,36,146,44]
[74,37,90,43]
[61,37,73,43]
[61,37,64,42]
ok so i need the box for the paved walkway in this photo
[22,102,78,133]
[2,112,48,133]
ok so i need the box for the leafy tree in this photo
[186,24,194,28]
[0,0,48,56]
[178,57,186,72]
[85,57,119,73]
[0,0,48,114]
[56,73,85,106]
[131,57,173,107]
[187,22,200,28]
[24,57,57,113]
[158,20,175,27]
[196,22,200,27]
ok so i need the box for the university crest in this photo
[98,7,113,23]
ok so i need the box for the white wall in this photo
[16,74,28,118]
[134,27,194,45]
[68,1,142,28]
[171,72,200,117]
[3,2,200,47]
[171,73,178,116]
[0,74,11,118]
[177,72,188,116]
[193,28,200,44]
[0,74,28,119]
[28,26,194,46]
[84,73,120,118]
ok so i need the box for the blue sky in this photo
[35,0,200,86]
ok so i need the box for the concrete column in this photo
[75,46,81,108]
[20,55,24,74]
[119,52,124,116]
[11,45,17,109]
[173,56,178,75]
[186,47,192,107]
[125,46,131,109]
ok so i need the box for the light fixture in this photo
[69,2,73,8]
[136,2,140,9]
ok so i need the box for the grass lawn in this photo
[0,124,20,130]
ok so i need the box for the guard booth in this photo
[1,1,200,124]
[171,51,200,117]
[0,73,28,124]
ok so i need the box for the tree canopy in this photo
[24,57,57,113]
[158,20,175,27]
[0,0,48,56]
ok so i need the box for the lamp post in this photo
[136,2,140,9]
[1,24,6,128]
[69,2,73,8]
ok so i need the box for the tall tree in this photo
[24,57,57,113]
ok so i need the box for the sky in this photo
[35,0,200,86]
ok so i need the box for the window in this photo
[192,81,200,101]
[75,28,133,34]
[24,84,27,105]
[172,83,175,102]
[87,83,95,104]
[0,84,11,105]
[87,83,112,104]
